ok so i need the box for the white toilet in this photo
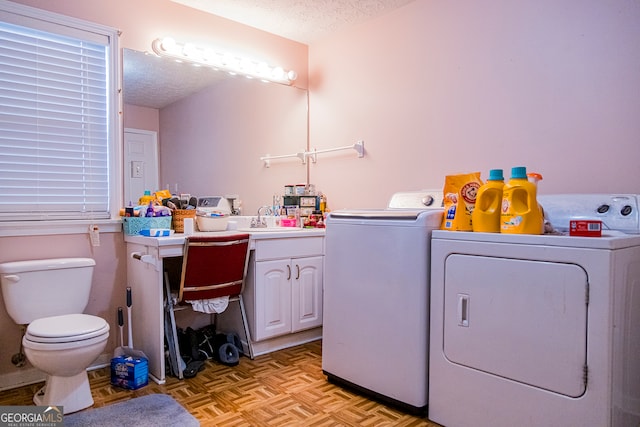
[0,258,109,414]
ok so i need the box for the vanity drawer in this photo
[254,236,324,261]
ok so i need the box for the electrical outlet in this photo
[89,225,100,247]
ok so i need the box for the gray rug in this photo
[64,394,199,426]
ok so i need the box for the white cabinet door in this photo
[291,256,324,333]
[254,259,292,341]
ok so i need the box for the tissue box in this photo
[123,216,171,235]
[110,356,148,390]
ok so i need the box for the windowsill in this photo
[0,218,123,237]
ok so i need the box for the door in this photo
[254,259,292,340]
[291,256,323,332]
[124,129,158,205]
[443,254,588,397]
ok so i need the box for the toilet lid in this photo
[27,314,109,343]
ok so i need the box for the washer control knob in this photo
[422,195,434,207]
[621,205,633,216]
[597,204,610,214]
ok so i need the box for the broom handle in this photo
[127,287,133,348]
[118,307,124,347]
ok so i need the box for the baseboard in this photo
[249,328,322,358]
[0,352,112,392]
[0,366,45,392]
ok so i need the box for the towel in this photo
[185,296,229,314]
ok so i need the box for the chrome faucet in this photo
[254,205,273,228]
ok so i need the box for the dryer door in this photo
[443,254,588,397]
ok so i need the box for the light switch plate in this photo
[131,161,144,178]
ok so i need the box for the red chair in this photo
[164,234,253,379]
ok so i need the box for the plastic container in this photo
[123,216,171,235]
[138,190,154,206]
[281,218,297,227]
[472,169,504,233]
[196,214,229,232]
[500,167,544,234]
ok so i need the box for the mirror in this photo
[124,48,234,109]
[122,48,309,214]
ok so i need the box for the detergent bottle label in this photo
[500,183,543,234]
[472,182,503,233]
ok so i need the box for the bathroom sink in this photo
[237,227,302,232]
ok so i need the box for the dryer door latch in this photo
[457,293,470,327]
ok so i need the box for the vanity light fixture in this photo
[151,37,298,85]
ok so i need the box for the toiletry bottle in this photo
[472,169,504,233]
[319,193,327,213]
[138,190,154,206]
[500,166,544,234]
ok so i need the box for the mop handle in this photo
[117,307,124,347]
[126,287,133,348]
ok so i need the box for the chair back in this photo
[179,234,250,302]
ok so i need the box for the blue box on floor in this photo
[110,355,148,390]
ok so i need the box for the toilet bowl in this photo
[23,313,109,413]
[0,258,110,414]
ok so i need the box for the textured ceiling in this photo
[123,49,229,109]
[171,0,417,44]
[124,0,417,109]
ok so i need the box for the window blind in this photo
[0,21,111,220]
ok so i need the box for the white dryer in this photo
[428,194,640,427]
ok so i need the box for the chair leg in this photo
[237,294,254,359]
[163,272,184,379]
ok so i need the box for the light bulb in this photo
[160,37,176,53]
[257,62,269,75]
[272,67,285,80]
[183,43,199,58]
[240,58,255,73]
[203,49,217,63]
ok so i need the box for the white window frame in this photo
[0,1,122,237]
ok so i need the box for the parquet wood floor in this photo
[0,340,441,426]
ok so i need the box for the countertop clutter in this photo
[123,226,325,249]
[122,185,330,237]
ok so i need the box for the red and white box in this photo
[569,220,602,237]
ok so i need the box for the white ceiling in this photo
[170,0,416,45]
[124,0,416,109]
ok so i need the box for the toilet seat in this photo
[24,314,109,350]
[27,313,108,342]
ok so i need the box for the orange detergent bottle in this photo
[500,167,544,234]
[472,169,504,233]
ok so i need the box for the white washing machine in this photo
[322,190,443,415]
[429,194,640,427]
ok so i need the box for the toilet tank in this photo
[0,258,96,325]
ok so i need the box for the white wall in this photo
[0,0,307,383]
[309,0,640,210]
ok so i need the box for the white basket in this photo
[196,215,229,231]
